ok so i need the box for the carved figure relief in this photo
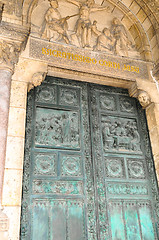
[138,90,151,108]
[111,18,135,57]
[66,0,109,48]
[101,116,141,152]
[28,72,47,92]
[35,108,80,148]
[41,0,70,43]
[31,0,140,58]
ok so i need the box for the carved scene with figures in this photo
[31,0,140,58]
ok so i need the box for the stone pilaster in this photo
[0,69,12,200]
[0,69,12,240]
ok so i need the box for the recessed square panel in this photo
[59,86,79,107]
[104,156,125,178]
[60,154,83,177]
[99,94,117,111]
[35,85,56,104]
[127,158,146,179]
[33,153,57,176]
[35,107,80,149]
[119,96,136,114]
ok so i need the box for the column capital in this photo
[0,22,29,73]
[0,40,24,73]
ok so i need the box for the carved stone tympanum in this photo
[31,0,140,58]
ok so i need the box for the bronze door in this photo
[20,77,159,240]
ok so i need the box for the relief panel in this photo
[35,108,80,149]
[127,159,146,179]
[33,180,83,195]
[119,96,136,114]
[31,0,140,59]
[101,115,141,152]
[106,183,148,195]
[104,156,125,178]
[99,94,117,112]
[35,85,57,104]
[60,154,83,177]
[59,86,80,107]
[33,153,57,176]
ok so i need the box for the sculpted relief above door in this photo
[21,77,159,240]
[30,0,141,59]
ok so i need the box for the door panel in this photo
[89,84,159,239]
[21,77,96,240]
[21,77,159,240]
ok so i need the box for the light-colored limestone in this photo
[5,136,25,170]
[129,24,139,39]
[142,17,152,32]
[2,169,23,206]
[146,104,159,131]
[136,8,147,23]
[147,25,156,41]
[150,35,158,50]
[152,44,159,62]
[148,125,159,157]
[3,206,21,240]
[121,0,133,8]
[10,81,27,109]
[7,107,26,138]
[121,16,133,30]
[130,1,140,15]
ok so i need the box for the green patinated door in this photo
[21,77,159,240]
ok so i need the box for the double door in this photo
[21,77,159,239]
